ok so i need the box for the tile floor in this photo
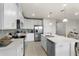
[25,42,47,56]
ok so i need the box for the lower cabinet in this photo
[0,39,24,56]
[41,35,47,52]
[17,39,24,56]
[25,33,34,42]
[47,39,70,56]
[47,39,55,56]
[17,45,23,56]
[55,43,70,56]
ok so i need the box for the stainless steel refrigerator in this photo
[34,25,43,42]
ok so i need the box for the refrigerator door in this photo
[34,25,43,41]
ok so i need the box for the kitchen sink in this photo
[45,35,54,37]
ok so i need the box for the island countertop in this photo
[0,38,24,56]
[0,39,23,49]
[42,34,79,43]
[41,34,79,56]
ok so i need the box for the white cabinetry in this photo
[17,39,24,56]
[41,35,47,52]
[3,3,17,29]
[0,39,24,56]
[55,43,70,56]
[0,3,4,29]
[41,35,79,56]
[25,33,34,42]
[3,3,24,29]
[47,39,70,56]
[41,35,71,56]
[24,19,42,29]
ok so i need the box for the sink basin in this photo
[45,35,54,37]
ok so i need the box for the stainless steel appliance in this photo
[34,25,43,42]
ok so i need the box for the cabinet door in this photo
[17,44,23,56]
[55,43,70,56]
[47,40,55,56]
[41,36,47,51]
[0,3,4,30]
[4,3,17,29]
[17,40,23,56]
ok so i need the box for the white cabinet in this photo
[3,3,17,29]
[55,43,70,56]
[0,3,4,29]
[41,35,47,52]
[47,39,70,56]
[2,3,24,29]
[16,39,24,56]
[24,19,42,29]
[41,35,70,56]
[25,33,34,42]
[0,39,24,56]
[17,44,23,56]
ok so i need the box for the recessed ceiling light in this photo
[48,15,50,17]
[32,13,35,16]
[62,18,68,22]
[63,4,67,7]
[75,13,79,15]
[49,23,52,25]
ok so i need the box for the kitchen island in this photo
[41,34,79,56]
[0,38,25,56]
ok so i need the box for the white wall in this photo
[23,19,42,29]
[43,18,56,35]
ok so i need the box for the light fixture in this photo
[48,11,52,18]
[75,13,79,16]
[49,23,52,25]
[63,18,68,22]
[48,15,50,17]
[63,4,67,7]
[32,13,35,16]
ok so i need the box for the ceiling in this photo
[21,3,79,21]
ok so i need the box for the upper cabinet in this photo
[23,19,42,29]
[3,3,24,29]
[0,3,4,30]
[3,3,17,29]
